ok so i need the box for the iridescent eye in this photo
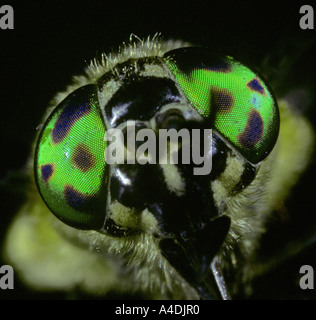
[34,85,107,229]
[163,47,279,164]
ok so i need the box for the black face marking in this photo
[247,78,265,95]
[72,143,95,172]
[64,185,90,209]
[50,85,98,144]
[233,161,258,193]
[40,164,54,183]
[163,47,232,74]
[104,77,182,127]
[110,164,163,211]
[209,133,228,180]
[211,88,234,113]
[238,109,264,149]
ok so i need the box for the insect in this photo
[3,35,314,299]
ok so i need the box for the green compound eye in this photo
[34,85,107,229]
[164,47,279,164]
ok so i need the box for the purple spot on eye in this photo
[41,164,54,183]
[247,78,265,95]
[238,110,263,149]
[72,144,95,172]
[64,185,89,209]
[51,102,91,144]
[207,60,232,73]
[211,88,234,113]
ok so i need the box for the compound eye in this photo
[35,85,107,229]
[164,47,279,164]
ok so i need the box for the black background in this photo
[0,0,316,300]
